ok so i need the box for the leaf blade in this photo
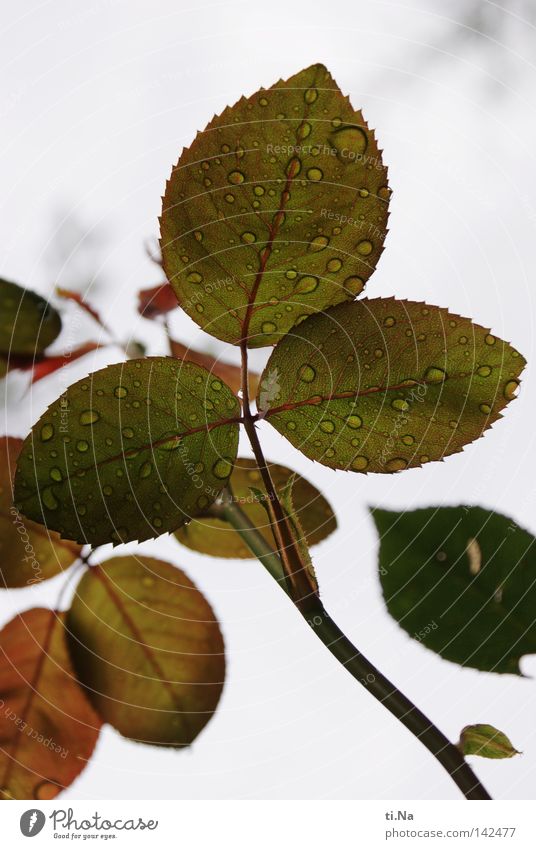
[373,505,536,673]
[14,358,240,546]
[160,64,389,347]
[0,279,62,358]
[260,298,525,472]
[67,557,225,746]
[0,608,102,800]
[175,457,337,558]
[0,437,81,588]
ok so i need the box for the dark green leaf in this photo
[176,457,336,558]
[458,724,520,759]
[0,436,81,588]
[373,505,536,673]
[0,278,62,358]
[14,358,240,546]
[260,298,525,473]
[160,63,389,348]
[0,608,102,800]
[67,556,225,747]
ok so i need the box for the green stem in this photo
[213,490,491,801]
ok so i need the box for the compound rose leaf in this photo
[67,557,225,747]
[14,358,240,546]
[260,298,525,473]
[160,63,389,348]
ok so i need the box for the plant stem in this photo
[239,339,317,606]
[214,490,491,801]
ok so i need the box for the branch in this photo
[217,489,492,801]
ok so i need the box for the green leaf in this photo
[0,608,102,800]
[0,278,62,358]
[160,63,389,348]
[372,505,536,674]
[67,556,225,747]
[175,457,336,558]
[458,724,520,759]
[0,436,81,588]
[14,358,240,546]
[260,298,525,473]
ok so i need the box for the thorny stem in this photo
[213,490,491,801]
[235,344,491,801]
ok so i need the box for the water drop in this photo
[385,458,407,472]
[332,126,368,158]
[79,410,100,426]
[352,455,369,471]
[307,167,323,181]
[320,420,335,433]
[50,467,62,482]
[40,424,54,442]
[42,487,58,511]
[309,235,329,252]
[241,231,256,244]
[76,440,89,453]
[304,87,318,104]
[479,403,492,414]
[356,240,373,256]
[114,386,128,399]
[424,366,447,384]
[297,122,312,140]
[327,258,342,272]
[187,272,203,284]
[384,316,396,328]
[504,379,520,400]
[391,399,409,412]
[346,415,362,429]
[299,364,316,383]
[213,457,233,479]
[477,365,492,377]
[485,334,496,346]
[262,321,277,333]
[254,185,265,196]
[401,435,415,446]
[295,275,318,294]
[139,461,152,479]
[344,276,364,295]
[122,427,134,439]
[228,170,245,185]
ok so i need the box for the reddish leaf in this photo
[0,437,81,588]
[56,287,108,331]
[138,282,178,318]
[0,608,102,800]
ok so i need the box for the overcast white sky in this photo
[2,0,536,801]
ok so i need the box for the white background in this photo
[1,0,536,802]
